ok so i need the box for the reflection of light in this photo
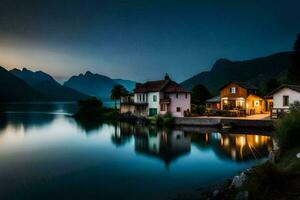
[236,136,246,147]
[255,135,259,143]
[205,133,208,142]
[224,138,229,146]
[231,149,236,160]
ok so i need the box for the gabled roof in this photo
[134,76,189,93]
[220,81,258,91]
[205,95,220,103]
[265,84,300,98]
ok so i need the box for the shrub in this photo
[154,113,174,127]
[73,97,118,121]
[275,103,300,151]
[191,104,206,115]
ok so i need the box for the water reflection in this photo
[114,123,273,165]
[0,110,274,200]
[189,132,272,161]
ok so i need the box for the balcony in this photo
[160,98,171,104]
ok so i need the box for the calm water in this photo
[0,103,273,200]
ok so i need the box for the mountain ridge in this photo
[181,51,292,94]
[10,68,89,101]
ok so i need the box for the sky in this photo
[0,0,299,82]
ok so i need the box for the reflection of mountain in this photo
[0,113,56,133]
[189,132,273,161]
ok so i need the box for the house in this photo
[220,81,267,115]
[120,74,191,117]
[205,95,221,112]
[265,85,300,118]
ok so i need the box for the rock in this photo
[297,153,300,158]
[235,191,249,200]
[213,190,219,197]
[231,172,247,188]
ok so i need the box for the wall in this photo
[246,94,266,114]
[273,88,300,109]
[120,104,135,113]
[220,83,247,110]
[147,92,160,115]
[167,93,191,117]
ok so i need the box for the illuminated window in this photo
[230,87,236,94]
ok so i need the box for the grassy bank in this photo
[219,147,300,200]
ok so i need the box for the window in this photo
[161,104,166,111]
[185,93,188,99]
[283,96,289,106]
[153,95,157,102]
[230,87,236,94]
[176,107,181,112]
[176,93,179,98]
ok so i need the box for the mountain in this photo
[10,68,55,86]
[0,66,46,102]
[113,79,136,92]
[63,72,137,100]
[63,71,116,100]
[181,52,292,94]
[11,68,89,101]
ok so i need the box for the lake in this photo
[0,103,273,200]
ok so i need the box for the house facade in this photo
[265,85,300,118]
[120,74,191,117]
[220,81,267,115]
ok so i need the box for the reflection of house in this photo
[189,132,273,161]
[120,74,191,117]
[134,130,191,166]
[220,81,267,115]
[265,85,300,119]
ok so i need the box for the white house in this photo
[265,85,300,118]
[120,74,191,117]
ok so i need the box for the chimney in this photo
[164,73,171,80]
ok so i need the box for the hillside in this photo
[113,79,136,92]
[64,71,136,100]
[11,68,89,101]
[181,52,292,94]
[0,67,46,102]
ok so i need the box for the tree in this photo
[289,33,300,84]
[265,78,280,94]
[110,84,128,109]
[191,84,211,105]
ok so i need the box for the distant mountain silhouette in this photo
[0,67,45,102]
[11,68,89,101]
[64,71,136,100]
[181,52,292,94]
[113,79,136,92]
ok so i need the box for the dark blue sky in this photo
[0,0,299,82]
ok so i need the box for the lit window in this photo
[283,96,289,106]
[230,87,236,94]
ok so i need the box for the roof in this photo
[205,95,220,103]
[265,84,300,98]
[220,81,258,91]
[134,77,189,93]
